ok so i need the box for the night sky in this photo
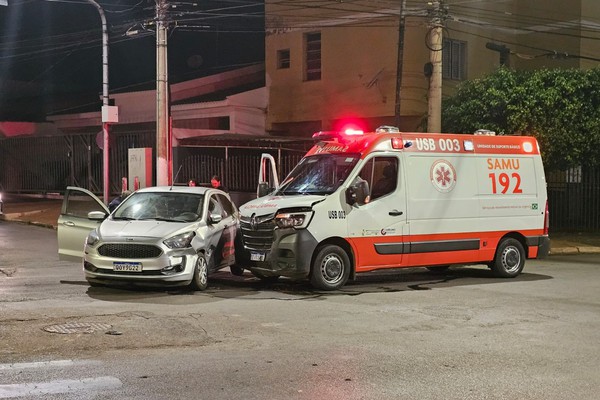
[0,0,265,120]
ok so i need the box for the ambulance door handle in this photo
[389,210,403,216]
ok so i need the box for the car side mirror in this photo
[346,180,370,206]
[209,213,223,224]
[88,210,108,221]
[257,182,271,198]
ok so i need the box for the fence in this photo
[0,131,305,201]
[547,167,600,232]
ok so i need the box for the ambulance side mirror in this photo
[346,180,370,206]
[257,182,271,198]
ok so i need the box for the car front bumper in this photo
[83,244,197,287]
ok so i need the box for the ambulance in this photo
[236,126,550,290]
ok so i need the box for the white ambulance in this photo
[236,126,550,290]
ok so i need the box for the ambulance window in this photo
[357,157,398,201]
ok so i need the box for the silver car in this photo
[57,186,239,290]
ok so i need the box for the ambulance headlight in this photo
[275,211,313,229]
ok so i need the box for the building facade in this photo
[264,0,599,136]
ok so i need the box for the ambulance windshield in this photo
[276,154,360,195]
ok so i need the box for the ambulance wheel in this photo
[190,254,208,291]
[311,245,351,291]
[491,238,525,278]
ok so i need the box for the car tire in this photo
[491,238,525,278]
[310,244,351,291]
[190,254,209,291]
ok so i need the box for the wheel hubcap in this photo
[501,246,521,273]
[321,254,343,284]
[197,258,207,285]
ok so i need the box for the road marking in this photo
[0,360,75,370]
[0,377,122,398]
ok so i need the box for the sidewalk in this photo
[1,196,600,256]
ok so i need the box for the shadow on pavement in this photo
[63,266,553,304]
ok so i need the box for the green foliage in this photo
[442,67,600,170]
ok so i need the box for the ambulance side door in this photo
[345,155,407,270]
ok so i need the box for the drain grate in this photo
[43,322,113,334]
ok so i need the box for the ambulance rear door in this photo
[345,154,407,271]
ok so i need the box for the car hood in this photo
[239,194,326,217]
[98,219,198,240]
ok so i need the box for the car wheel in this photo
[230,265,245,276]
[491,238,525,278]
[251,270,279,283]
[190,254,209,291]
[426,266,449,273]
[310,245,351,291]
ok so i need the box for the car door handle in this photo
[64,221,75,226]
[389,210,403,216]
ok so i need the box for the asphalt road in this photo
[1,221,599,399]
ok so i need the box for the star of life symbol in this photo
[430,159,457,192]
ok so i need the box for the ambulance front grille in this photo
[240,217,276,251]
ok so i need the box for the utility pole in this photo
[427,0,444,133]
[156,0,170,186]
[394,0,407,128]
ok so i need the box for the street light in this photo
[83,0,116,205]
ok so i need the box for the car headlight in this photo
[275,211,313,229]
[86,230,100,246]
[163,231,195,249]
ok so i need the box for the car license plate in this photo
[250,252,265,262]
[113,262,143,272]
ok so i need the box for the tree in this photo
[442,67,600,170]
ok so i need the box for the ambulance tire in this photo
[491,238,525,278]
[311,245,351,291]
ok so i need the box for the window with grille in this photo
[304,32,321,81]
[277,49,290,69]
[442,39,467,81]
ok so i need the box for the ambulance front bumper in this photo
[238,228,319,279]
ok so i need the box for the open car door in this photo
[58,186,109,262]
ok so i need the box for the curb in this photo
[550,246,600,255]
[0,215,58,230]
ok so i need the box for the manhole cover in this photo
[43,322,113,334]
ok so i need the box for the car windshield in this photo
[276,154,360,195]
[112,192,204,222]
